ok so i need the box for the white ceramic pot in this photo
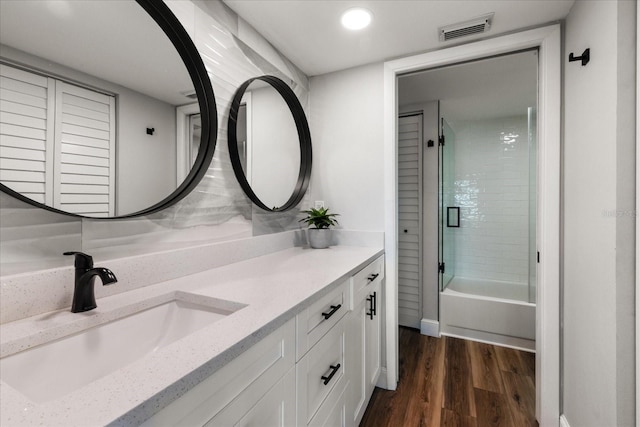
[307,228,332,249]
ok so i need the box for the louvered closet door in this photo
[398,114,423,328]
[0,64,55,204]
[54,82,115,217]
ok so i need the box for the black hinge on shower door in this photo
[438,134,445,146]
[439,262,445,274]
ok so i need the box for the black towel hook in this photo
[569,48,590,66]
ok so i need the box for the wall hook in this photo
[146,127,155,135]
[569,48,590,66]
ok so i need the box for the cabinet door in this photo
[309,380,347,427]
[348,280,382,426]
[347,296,366,426]
[141,319,295,426]
[365,280,382,397]
[206,367,296,427]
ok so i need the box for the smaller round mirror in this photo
[228,76,311,212]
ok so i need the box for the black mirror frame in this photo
[0,0,217,219]
[227,75,312,212]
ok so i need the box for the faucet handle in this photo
[64,251,94,269]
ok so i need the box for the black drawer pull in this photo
[321,364,341,385]
[321,304,342,320]
[367,273,379,282]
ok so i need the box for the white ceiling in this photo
[222,0,575,76]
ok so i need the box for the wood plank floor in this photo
[360,327,537,427]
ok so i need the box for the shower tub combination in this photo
[437,103,538,352]
[439,276,535,351]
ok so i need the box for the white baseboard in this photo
[376,367,389,389]
[440,325,535,352]
[420,319,440,337]
[560,414,570,427]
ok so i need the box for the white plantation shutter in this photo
[54,82,115,216]
[0,64,55,204]
[0,64,115,216]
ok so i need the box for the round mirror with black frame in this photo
[0,0,217,219]
[228,75,311,212]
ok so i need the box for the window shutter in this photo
[54,81,115,217]
[0,64,55,204]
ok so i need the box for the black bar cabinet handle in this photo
[367,273,379,282]
[366,295,374,319]
[366,291,378,319]
[321,304,342,320]
[372,291,377,316]
[321,364,341,385]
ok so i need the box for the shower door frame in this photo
[383,24,561,425]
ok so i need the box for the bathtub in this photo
[440,276,535,351]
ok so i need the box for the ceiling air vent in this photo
[439,13,494,42]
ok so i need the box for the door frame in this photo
[382,24,561,425]
[636,4,639,426]
[176,102,200,185]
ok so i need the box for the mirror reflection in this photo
[0,0,201,217]
[235,80,301,210]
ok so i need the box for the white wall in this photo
[308,63,385,231]
[248,85,299,209]
[563,1,636,426]
[116,92,176,215]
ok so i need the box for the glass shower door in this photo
[438,117,456,291]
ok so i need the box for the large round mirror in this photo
[0,0,216,218]
[228,76,311,212]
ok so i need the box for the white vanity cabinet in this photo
[347,255,384,426]
[140,256,384,427]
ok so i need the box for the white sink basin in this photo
[0,293,245,403]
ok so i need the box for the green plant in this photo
[299,207,339,229]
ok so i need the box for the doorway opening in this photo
[398,50,538,351]
[383,25,561,425]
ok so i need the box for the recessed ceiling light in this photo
[341,8,372,31]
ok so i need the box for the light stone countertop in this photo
[0,245,383,426]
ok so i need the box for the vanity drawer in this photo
[296,317,347,426]
[351,255,384,306]
[296,279,350,360]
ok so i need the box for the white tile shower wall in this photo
[449,116,530,284]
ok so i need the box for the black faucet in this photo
[64,252,117,313]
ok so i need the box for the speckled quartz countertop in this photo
[0,245,383,426]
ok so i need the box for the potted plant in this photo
[299,207,339,249]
